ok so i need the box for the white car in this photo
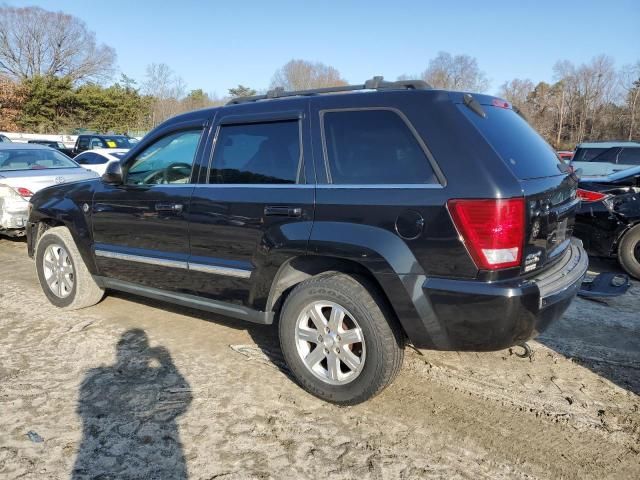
[0,144,98,237]
[73,148,129,175]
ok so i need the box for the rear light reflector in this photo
[448,198,525,270]
[576,188,608,203]
[492,98,511,109]
[16,187,34,197]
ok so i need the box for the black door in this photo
[92,126,207,291]
[188,107,315,308]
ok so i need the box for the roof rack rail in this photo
[226,76,432,105]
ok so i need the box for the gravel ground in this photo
[0,237,638,479]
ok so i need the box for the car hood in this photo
[0,167,98,193]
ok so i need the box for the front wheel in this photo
[35,226,104,310]
[279,272,404,405]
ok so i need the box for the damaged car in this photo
[0,143,98,237]
[574,165,640,279]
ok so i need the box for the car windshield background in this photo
[322,110,438,185]
[208,120,301,184]
[102,137,136,148]
[0,149,79,171]
[126,130,202,185]
[584,147,619,163]
[573,147,609,162]
[618,148,640,166]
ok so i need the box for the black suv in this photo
[72,134,138,156]
[27,77,588,404]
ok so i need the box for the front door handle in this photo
[155,203,183,213]
[264,206,303,217]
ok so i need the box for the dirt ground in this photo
[0,237,638,479]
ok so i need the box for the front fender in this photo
[28,181,98,274]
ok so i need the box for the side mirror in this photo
[101,161,123,185]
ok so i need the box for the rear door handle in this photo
[264,206,303,217]
[155,203,183,213]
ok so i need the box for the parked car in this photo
[74,148,129,175]
[557,150,573,162]
[27,139,74,157]
[26,77,588,404]
[571,141,640,176]
[72,134,138,156]
[0,144,98,237]
[0,134,12,143]
[574,165,640,279]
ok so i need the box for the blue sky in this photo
[7,0,640,95]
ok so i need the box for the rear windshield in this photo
[0,149,78,171]
[458,105,563,179]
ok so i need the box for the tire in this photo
[35,226,104,310]
[278,272,405,405]
[618,224,640,280]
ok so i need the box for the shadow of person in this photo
[72,329,192,479]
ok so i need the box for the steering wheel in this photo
[142,162,192,184]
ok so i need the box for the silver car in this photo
[0,144,98,237]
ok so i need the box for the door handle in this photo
[155,203,184,213]
[264,206,303,217]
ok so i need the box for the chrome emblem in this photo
[82,203,90,213]
[54,176,65,184]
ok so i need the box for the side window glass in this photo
[75,153,90,164]
[618,148,640,166]
[209,120,301,184]
[126,129,202,185]
[78,137,89,150]
[323,110,438,185]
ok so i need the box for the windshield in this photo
[0,149,79,171]
[102,137,137,148]
[572,147,609,162]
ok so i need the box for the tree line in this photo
[1,5,638,148]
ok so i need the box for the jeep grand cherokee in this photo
[27,77,588,404]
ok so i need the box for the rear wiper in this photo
[462,93,486,118]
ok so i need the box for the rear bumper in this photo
[417,238,588,350]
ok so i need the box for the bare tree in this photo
[142,63,186,126]
[498,78,535,111]
[422,52,490,92]
[270,59,347,91]
[620,61,640,140]
[0,5,116,82]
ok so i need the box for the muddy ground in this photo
[0,236,638,479]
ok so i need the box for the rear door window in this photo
[322,109,438,185]
[209,120,301,184]
[459,105,562,179]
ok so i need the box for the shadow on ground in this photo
[538,256,640,396]
[73,328,192,479]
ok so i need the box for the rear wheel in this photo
[618,224,640,280]
[35,226,104,309]
[279,272,404,405]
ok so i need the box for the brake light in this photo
[16,187,34,197]
[492,98,511,109]
[448,198,525,270]
[577,188,608,203]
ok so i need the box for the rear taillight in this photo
[16,187,34,197]
[448,198,525,270]
[576,188,608,203]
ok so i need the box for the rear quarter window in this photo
[458,105,563,179]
